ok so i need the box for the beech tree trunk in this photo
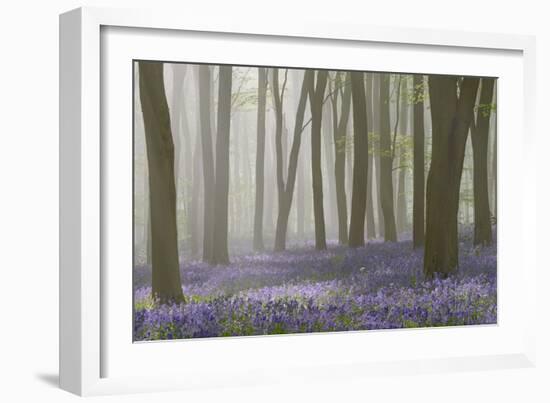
[198,65,215,263]
[492,98,497,219]
[309,70,329,250]
[232,116,242,237]
[145,178,152,265]
[272,68,286,249]
[322,100,337,237]
[242,117,253,236]
[273,70,312,251]
[171,65,186,190]
[190,128,202,258]
[396,153,407,233]
[396,77,409,234]
[372,74,384,238]
[412,74,425,248]
[346,123,353,213]
[189,66,203,259]
[172,65,194,249]
[264,127,275,233]
[253,68,267,251]
[379,74,397,242]
[212,66,232,265]
[424,76,480,278]
[471,78,495,246]
[365,73,376,239]
[331,72,352,245]
[348,72,369,247]
[297,140,306,240]
[138,61,183,302]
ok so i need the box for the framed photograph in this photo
[60,6,537,396]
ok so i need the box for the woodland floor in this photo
[133,230,497,341]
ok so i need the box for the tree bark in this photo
[198,65,215,263]
[253,68,267,251]
[348,72,369,247]
[138,61,183,302]
[188,66,203,259]
[492,96,497,219]
[396,77,409,234]
[391,77,402,217]
[424,76,480,278]
[412,74,425,248]
[190,128,202,258]
[309,70,329,250]
[322,98,337,237]
[372,74,385,238]
[271,68,286,249]
[232,114,242,237]
[212,66,232,265]
[297,136,306,241]
[170,65,186,191]
[242,118,253,236]
[380,74,397,242]
[331,72,352,245]
[145,176,152,265]
[365,73,376,239]
[274,70,312,251]
[264,126,275,233]
[471,78,495,246]
[171,65,195,250]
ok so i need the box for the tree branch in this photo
[391,75,402,163]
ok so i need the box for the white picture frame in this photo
[59,6,537,396]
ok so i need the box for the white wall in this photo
[0,1,548,402]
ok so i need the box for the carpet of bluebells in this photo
[133,232,497,341]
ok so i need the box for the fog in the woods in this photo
[133,61,497,341]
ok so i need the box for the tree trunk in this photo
[144,176,152,265]
[463,148,473,225]
[471,78,495,246]
[396,77,409,234]
[322,99,337,238]
[138,61,183,302]
[374,155,384,237]
[302,114,312,237]
[346,118,353,214]
[189,66,203,259]
[273,70,312,251]
[424,76,480,278]
[242,115,253,239]
[190,128,202,258]
[210,69,217,146]
[412,74,425,248]
[492,91,497,219]
[212,66,232,265]
[171,65,187,190]
[348,72,369,247]
[233,114,242,237]
[365,73,376,239]
[272,68,286,249]
[380,74,397,242]
[309,70,329,250]
[264,125,275,233]
[180,72,194,249]
[396,152,407,233]
[331,72,352,245]
[297,139,306,241]
[198,65,215,263]
[372,74,385,238]
[172,65,195,250]
[253,68,267,251]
